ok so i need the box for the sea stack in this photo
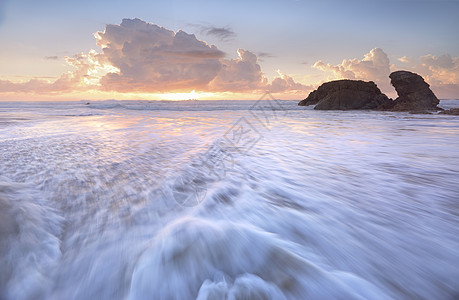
[378,70,440,111]
[298,79,390,110]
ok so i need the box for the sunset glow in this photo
[0,1,458,101]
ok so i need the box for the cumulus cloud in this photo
[209,49,266,91]
[97,18,225,92]
[96,18,308,94]
[397,53,459,99]
[0,18,309,96]
[313,48,392,94]
[268,71,312,93]
[207,49,310,93]
[313,48,459,98]
[2,19,458,99]
[397,54,459,85]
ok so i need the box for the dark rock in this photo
[298,85,330,106]
[409,110,432,115]
[298,80,390,110]
[439,108,459,115]
[380,71,440,111]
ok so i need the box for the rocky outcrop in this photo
[378,71,440,111]
[298,71,446,112]
[298,83,333,106]
[298,80,390,110]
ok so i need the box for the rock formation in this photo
[378,71,440,111]
[298,71,446,113]
[298,80,390,110]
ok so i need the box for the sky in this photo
[0,0,458,100]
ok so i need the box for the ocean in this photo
[1,99,459,299]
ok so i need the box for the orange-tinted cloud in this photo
[313,48,392,94]
[0,50,113,94]
[268,71,312,93]
[97,18,224,93]
[208,49,266,92]
[313,48,459,99]
[0,75,76,94]
[97,19,308,94]
[0,18,326,97]
[397,54,459,99]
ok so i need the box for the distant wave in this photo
[438,99,459,110]
[1,99,457,115]
[85,100,307,112]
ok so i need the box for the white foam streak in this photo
[0,178,63,300]
[129,217,387,300]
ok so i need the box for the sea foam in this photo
[1,100,458,299]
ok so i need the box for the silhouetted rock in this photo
[298,84,331,106]
[439,108,459,115]
[379,71,440,111]
[298,80,390,110]
[408,110,433,115]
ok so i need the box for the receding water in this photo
[1,100,458,299]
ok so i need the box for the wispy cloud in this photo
[256,52,276,62]
[188,23,236,41]
[204,26,235,41]
[257,52,275,58]
[44,56,59,60]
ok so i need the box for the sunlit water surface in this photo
[1,100,459,300]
